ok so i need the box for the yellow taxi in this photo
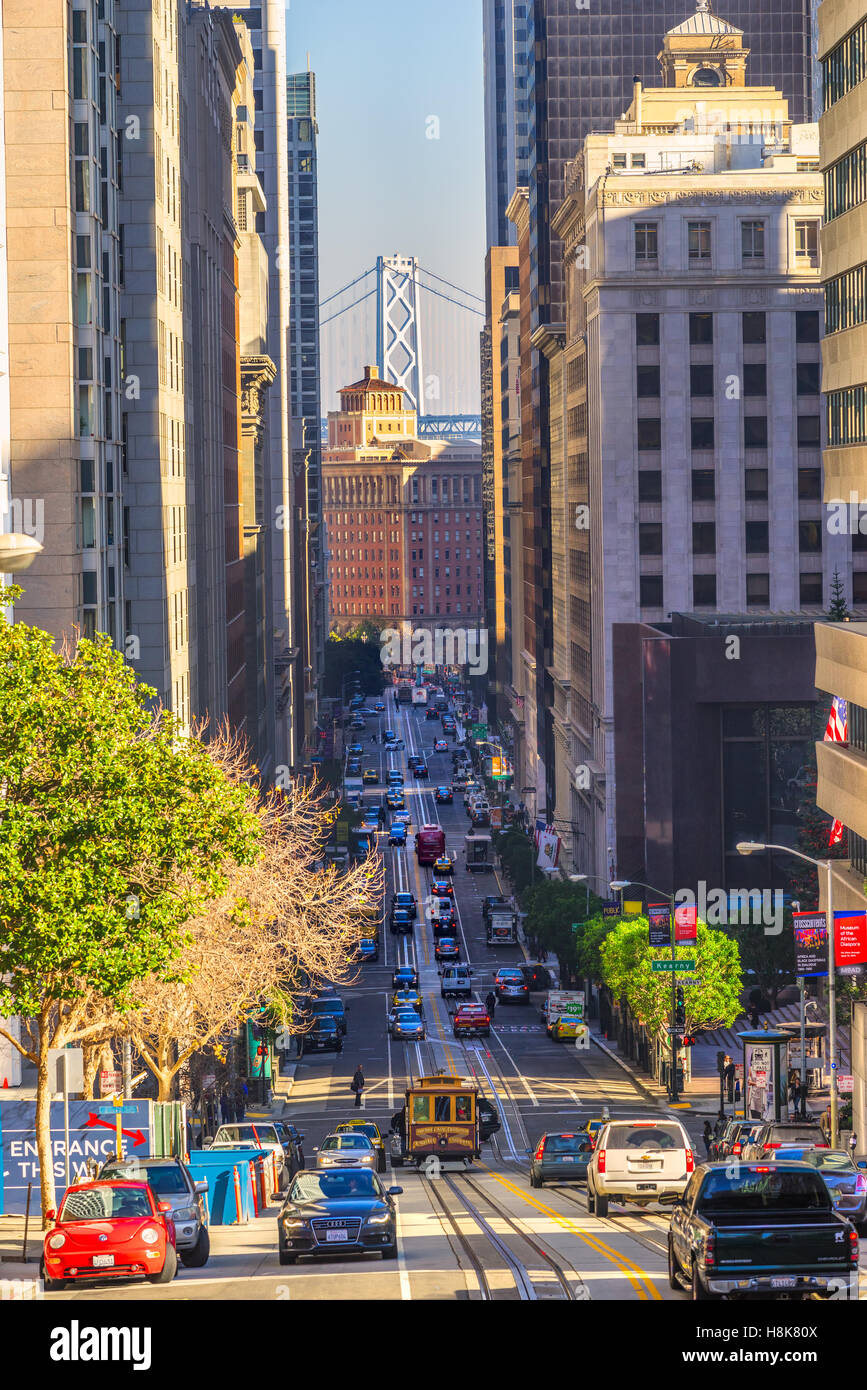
[548,1015,588,1043]
[363,769,378,786]
[433,854,454,876]
[335,1119,387,1173]
[391,987,423,1014]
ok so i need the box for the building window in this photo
[744,468,768,500]
[798,468,821,500]
[824,140,867,222]
[743,364,767,397]
[635,313,659,345]
[637,418,661,450]
[745,522,769,554]
[796,311,820,343]
[691,417,715,450]
[794,220,820,265]
[689,312,713,345]
[746,573,770,606]
[638,523,663,556]
[687,221,712,262]
[690,364,714,397]
[612,151,627,169]
[854,572,867,603]
[744,416,768,448]
[693,574,716,606]
[800,572,823,604]
[638,471,662,503]
[742,311,766,344]
[634,222,658,262]
[797,361,820,395]
[692,521,716,555]
[636,364,660,397]
[692,469,715,501]
[741,220,765,263]
[798,414,821,447]
[825,261,867,336]
[823,18,867,110]
[639,575,663,607]
[799,520,822,553]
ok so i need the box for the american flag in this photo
[824,697,848,847]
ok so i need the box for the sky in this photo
[285,0,486,305]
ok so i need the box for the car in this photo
[362,769,378,785]
[529,1132,595,1187]
[388,824,407,847]
[434,739,448,753]
[345,762,362,776]
[742,1119,826,1161]
[273,1121,307,1177]
[350,717,366,730]
[356,936,379,964]
[414,763,429,779]
[392,965,419,990]
[206,1122,286,1176]
[494,967,530,1003]
[334,1121,387,1174]
[388,739,405,751]
[586,1118,694,1215]
[425,707,439,720]
[386,770,404,786]
[389,908,413,935]
[452,1002,490,1037]
[391,892,417,920]
[441,964,473,999]
[774,1147,867,1230]
[299,1016,344,1054]
[433,854,454,876]
[431,877,454,898]
[390,1009,426,1042]
[391,987,423,1013]
[384,730,397,744]
[714,1118,753,1159]
[277,1168,403,1264]
[41,1180,178,1290]
[392,810,412,828]
[432,911,456,939]
[315,1133,377,1170]
[584,1119,606,1147]
[522,964,555,992]
[346,743,363,757]
[308,995,348,1035]
[374,701,385,713]
[99,1157,210,1268]
[435,785,454,804]
[435,936,460,962]
[407,754,422,768]
[386,792,405,810]
[477,1095,501,1141]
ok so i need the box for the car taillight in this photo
[851,1229,860,1264]
[704,1231,716,1268]
[685,1148,694,1174]
[732,1143,741,1155]
[597,1148,606,1174]
[763,1142,780,1151]
[857,1176,866,1193]
[534,1141,545,1160]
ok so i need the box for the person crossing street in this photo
[351,1063,366,1108]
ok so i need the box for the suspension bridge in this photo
[319,254,484,444]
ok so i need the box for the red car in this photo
[42,1180,178,1290]
[453,1003,491,1038]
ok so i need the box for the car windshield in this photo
[311,999,342,1013]
[606,1124,684,1150]
[544,1136,590,1154]
[339,1125,379,1140]
[802,1150,858,1172]
[698,1169,832,1212]
[396,1013,422,1026]
[102,1164,187,1196]
[322,1134,372,1150]
[499,972,523,983]
[291,1172,379,1202]
[59,1185,152,1221]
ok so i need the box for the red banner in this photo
[674,903,697,943]
[834,911,867,968]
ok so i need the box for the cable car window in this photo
[412,1096,430,1122]
[434,1096,451,1122]
[455,1096,471,1121]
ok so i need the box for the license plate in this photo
[771,1277,797,1289]
[636,1183,657,1191]
[326,1229,348,1242]
[561,1156,575,1162]
[92,1253,115,1267]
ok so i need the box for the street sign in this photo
[47,1047,84,1095]
[602,899,620,920]
[99,1069,122,1097]
[472,723,487,741]
[838,1075,854,1093]
[98,1104,137,1115]
[651,959,696,972]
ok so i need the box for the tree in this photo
[323,630,385,698]
[575,913,617,983]
[492,828,536,895]
[124,780,384,1099]
[522,879,604,982]
[732,916,796,1009]
[0,619,263,1216]
[600,917,742,1036]
[828,569,850,622]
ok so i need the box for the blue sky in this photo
[286,0,485,302]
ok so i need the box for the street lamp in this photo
[737,840,839,1147]
[0,533,42,573]
[611,878,685,1103]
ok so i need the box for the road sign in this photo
[651,959,696,972]
[47,1047,84,1095]
[472,723,487,741]
[99,1069,122,1097]
[838,1075,854,1093]
[97,1104,137,1114]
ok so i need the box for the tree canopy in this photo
[599,916,742,1036]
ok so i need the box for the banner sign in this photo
[793,911,827,977]
[602,899,620,920]
[744,1042,776,1122]
[0,1099,152,1214]
[834,910,867,969]
[648,903,671,947]
[674,902,698,944]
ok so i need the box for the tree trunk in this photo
[35,1009,56,1222]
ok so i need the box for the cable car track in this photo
[547,1184,671,1258]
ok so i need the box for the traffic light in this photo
[681,1034,696,1048]
[674,986,685,1029]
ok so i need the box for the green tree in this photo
[600,917,742,1036]
[575,913,617,983]
[731,915,796,1008]
[522,879,603,981]
[323,632,385,699]
[827,569,849,622]
[492,827,537,896]
[0,619,263,1215]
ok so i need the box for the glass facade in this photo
[828,384,867,445]
[823,138,867,221]
[822,16,867,110]
[483,0,530,247]
[825,260,867,334]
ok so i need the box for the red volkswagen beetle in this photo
[42,1180,177,1290]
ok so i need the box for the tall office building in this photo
[814,0,867,911]
[5,0,124,643]
[482,0,530,248]
[287,68,325,761]
[493,0,816,817]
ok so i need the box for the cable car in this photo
[392,1073,480,1170]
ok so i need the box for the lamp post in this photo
[0,533,43,574]
[737,840,839,1148]
[612,878,682,1101]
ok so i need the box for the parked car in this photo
[299,1016,343,1054]
[742,1119,825,1161]
[356,937,379,964]
[277,1169,403,1264]
[775,1147,867,1230]
[714,1119,753,1160]
[586,1118,694,1215]
[42,1180,178,1290]
[529,1132,594,1188]
[206,1122,286,1177]
[272,1122,306,1177]
[99,1156,210,1268]
[668,1160,860,1300]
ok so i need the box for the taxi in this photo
[391,987,423,1014]
[334,1120,387,1174]
[548,1014,588,1043]
[584,1118,605,1147]
[433,854,454,876]
[386,791,405,810]
[363,769,378,785]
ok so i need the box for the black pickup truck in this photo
[668,1160,860,1300]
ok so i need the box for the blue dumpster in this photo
[188,1148,267,1225]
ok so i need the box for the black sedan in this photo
[299,1017,344,1054]
[278,1169,403,1263]
[435,785,453,804]
[529,1132,594,1187]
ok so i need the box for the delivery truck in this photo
[464,833,493,873]
[486,907,518,946]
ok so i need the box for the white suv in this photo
[585,1118,694,1216]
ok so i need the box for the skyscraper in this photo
[482,0,530,248]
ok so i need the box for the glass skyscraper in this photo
[482,0,530,248]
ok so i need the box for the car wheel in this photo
[595,1191,609,1217]
[179,1225,211,1269]
[148,1242,178,1284]
[667,1237,681,1291]
[586,1184,596,1215]
[530,1171,541,1189]
[691,1265,711,1301]
[381,1241,399,1260]
[279,1249,297,1266]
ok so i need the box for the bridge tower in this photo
[375,254,425,413]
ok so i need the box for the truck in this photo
[415,823,446,866]
[411,686,427,705]
[541,990,585,1035]
[465,833,494,873]
[397,681,413,704]
[486,906,518,946]
[668,1159,860,1300]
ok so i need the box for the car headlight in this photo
[283,1217,309,1229]
[367,1212,391,1225]
[173,1206,197,1222]
[48,1233,66,1250]
[140,1227,160,1245]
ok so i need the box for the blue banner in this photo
[0,1099,151,1213]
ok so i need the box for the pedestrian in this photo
[723,1057,735,1102]
[702,1120,713,1157]
[821,1103,832,1144]
[485,990,497,1017]
[351,1063,365,1109]
[220,1092,232,1125]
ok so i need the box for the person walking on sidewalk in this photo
[351,1063,366,1109]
